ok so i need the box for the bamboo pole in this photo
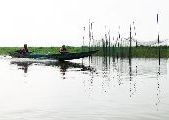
[82,27,85,52]
[157,13,160,65]
[129,25,132,58]
[88,19,91,51]
[108,30,111,56]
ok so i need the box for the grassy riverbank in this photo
[0,46,168,58]
[0,46,82,55]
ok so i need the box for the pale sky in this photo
[0,0,168,47]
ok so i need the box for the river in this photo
[0,56,168,120]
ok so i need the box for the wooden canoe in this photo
[9,50,98,61]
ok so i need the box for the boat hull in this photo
[9,50,98,61]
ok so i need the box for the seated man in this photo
[59,45,68,54]
[19,44,29,55]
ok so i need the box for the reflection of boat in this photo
[10,60,31,73]
[10,59,95,73]
[9,50,98,61]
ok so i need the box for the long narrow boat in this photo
[9,50,98,61]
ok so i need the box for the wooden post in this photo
[102,39,105,57]
[89,19,91,51]
[158,33,160,65]
[157,13,160,65]
[105,33,108,57]
[108,30,111,56]
[82,27,85,52]
[91,22,94,51]
[129,25,132,58]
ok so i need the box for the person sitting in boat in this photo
[59,45,68,54]
[19,44,29,55]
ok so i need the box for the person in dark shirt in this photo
[59,45,67,54]
[19,44,29,55]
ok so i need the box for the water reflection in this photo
[10,60,95,76]
[128,58,137,97]
[10,61,30,73]
[86,57,166,107]
[0,56,168,119]
[155,65,161,111]
[5,57,167,94]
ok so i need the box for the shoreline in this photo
[0,46,168,58]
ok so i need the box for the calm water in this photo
[0,56,168,120]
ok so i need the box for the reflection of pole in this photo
[129,57,132,97]
[129,24,132,97]
[155,65,161,110]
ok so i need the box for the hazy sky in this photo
[0,0,168,46]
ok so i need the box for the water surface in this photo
[0,56,168,120]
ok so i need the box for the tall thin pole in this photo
[129,24,132,59]
[157,13,160,65]
[105,26,108,56]
[82,27,85,52]
[91,22,94,50]
[89,19,91,51]
[133,21,137,47]
[108,30,111,56]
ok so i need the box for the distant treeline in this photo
[0,46,168,58]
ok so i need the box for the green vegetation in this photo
[131,46,167,58]
[0,46,168,58]
[95,46,168,58]
[0,46,85,55]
